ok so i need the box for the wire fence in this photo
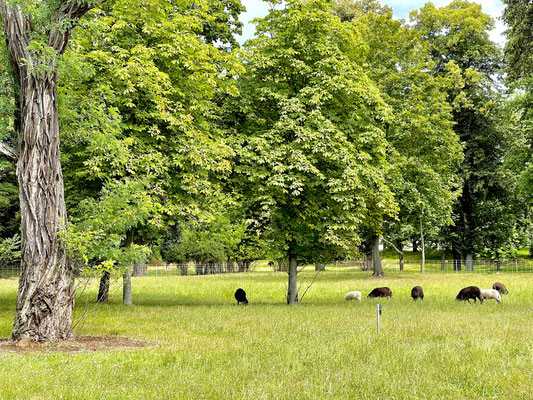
[338,258,533,274]
[1,258,533,280]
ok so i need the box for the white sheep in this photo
[344,291,362,302]
[480,289,502,303]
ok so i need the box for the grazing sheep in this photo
[492,282,509,295]
[411,286,424,300]
[367,287,392,298]
[344,291,362,302]
[234,288,249,305]
[456,286,483,304]
[480,289,502,303]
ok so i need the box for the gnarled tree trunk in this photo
[0,0,104,342]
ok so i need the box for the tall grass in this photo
[0,270,531,399]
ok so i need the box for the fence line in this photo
[1,258,533,279]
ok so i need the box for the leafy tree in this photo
[0,234,20,270]
[412,1,518,267]
[334,0,462,273]
[227,0,395,303]
[503,0,533,255]
[57,0,244,300]
[502,0,533,82]
[162,212,265,274]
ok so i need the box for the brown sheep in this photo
[456,286,483,304]
[367,287,392,298]
[492,282,508,295]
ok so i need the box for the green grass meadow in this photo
[0,270,532,399]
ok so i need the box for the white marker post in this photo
[377,303,382,334]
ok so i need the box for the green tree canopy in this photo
[227,0,396,302]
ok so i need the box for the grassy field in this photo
[0,270,532,399]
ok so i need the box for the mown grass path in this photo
[0,271,531,399]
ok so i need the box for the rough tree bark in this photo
[0,0,105,342]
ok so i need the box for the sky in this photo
[236,0,507,45]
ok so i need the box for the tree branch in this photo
[49,0,107,54]
[0,141,17,160]
[0,1,31,77]
[382,237,403,255]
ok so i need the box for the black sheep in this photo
[492,282,509,295]
[234,288,249,305]
[367,287,392,298]
[411,286,424,300]
[456,286,483,304]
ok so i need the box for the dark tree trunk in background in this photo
[315,263,325,272]
[364,253,372,271]
[0,1,103,342]
[372,235,384,276]
[227,260,235,273]
[237,260,251,272]
[287,246,298,304]
[412,239,418,252]
[97,271,110,303]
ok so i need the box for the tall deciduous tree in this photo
[502,0,533,255]
[502,0,533,83]
[412,1,518,266]
[0,0,105,342]
[333,0,462,273]
[228,0,395,303]
[57,0,243,302]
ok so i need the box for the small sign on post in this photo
[377,303,382,334]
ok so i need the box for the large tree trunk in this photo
[287,246,298,305]
[372,235,384,277]
[10,75,75,341]
[1,0,105,343]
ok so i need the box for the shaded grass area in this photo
[0,271,532,399]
